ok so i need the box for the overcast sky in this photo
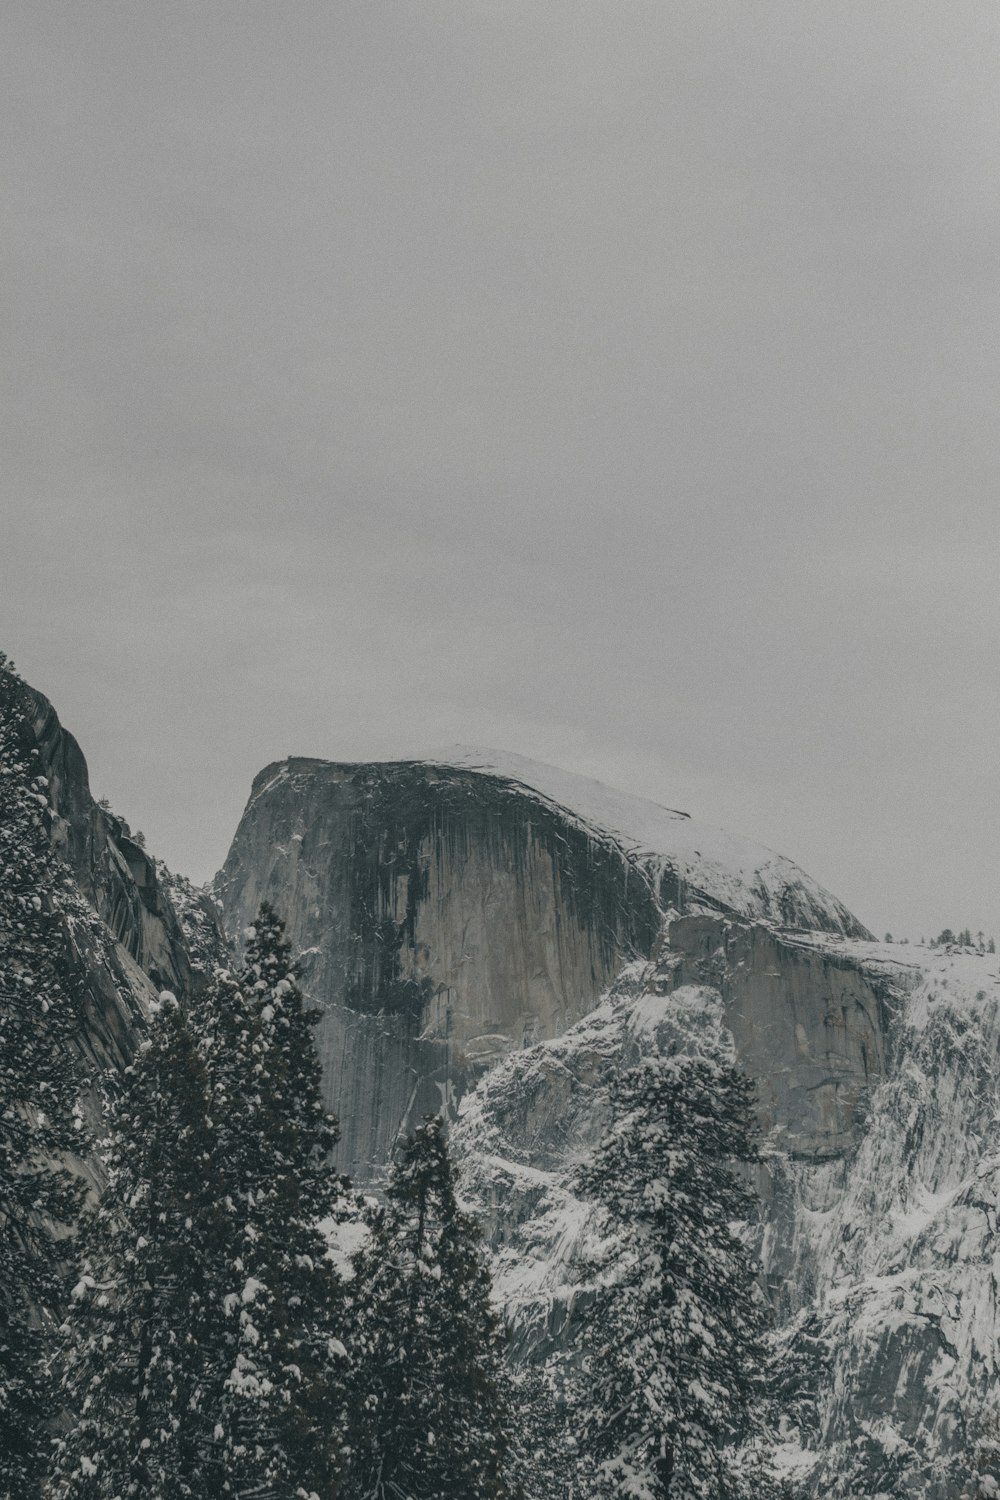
[3,2,998,940]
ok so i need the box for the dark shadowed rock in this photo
[20,678,225,1003]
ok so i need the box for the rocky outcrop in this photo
[792,941,1000,1495]
[665,917,900,1159]
[453,914,905,1336]
[404,748,871,938]
[5,671,227,1080]
[20,678,225,1003]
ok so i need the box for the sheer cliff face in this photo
[666,917,897,1159]
[214,753,869,1178]
[454,916,902,1319]
[215,758,662,1177]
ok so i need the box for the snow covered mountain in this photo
[214,750,867,1176]
[219,749,1000,1489]
[6,661,993,1496]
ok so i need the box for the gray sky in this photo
[3,2,998,941]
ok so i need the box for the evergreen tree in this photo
[509,1367,582,1500]
[567,1053,773,1500]
[199,904,348,1500]
[347,1115,517,1500]
[0,657,87,1498]
[47,993,227,1500]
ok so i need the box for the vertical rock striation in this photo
[215,758,662,1176]
[665,916,898,1159]
[20,679,224,1005]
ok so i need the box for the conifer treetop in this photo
[569,1050,773,1500]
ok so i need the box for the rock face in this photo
[404,748,871,937]
[214,753,866,1177]
[21,679,224,1008]
[666,917,898,1159]
[215,757,661,1177]
[453,916,904,1339]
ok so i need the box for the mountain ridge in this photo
[233,747,870,941]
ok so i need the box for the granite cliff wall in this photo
[215,757,663,1176]
[20,678,223,1007]
[664,916,899,1159]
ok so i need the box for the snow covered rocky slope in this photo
[5,669,225,1077]
[454,921,1000,1498]
[215,750,867,1176]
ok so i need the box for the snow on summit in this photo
[420,746,868,936]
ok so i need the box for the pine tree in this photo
[509,1367,581,1500]
[47,993,228,1499]
[567,1053,773,1500]
[199,903,348,1500]
[0,657,88,1498]
[347,1115,517,1500]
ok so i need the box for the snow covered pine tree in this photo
[48,993,227,1499]
[347,1115,517,1500]
[0,657,87,1499]
[568,1053,773,1500]
[508,1366,580,1500]
[199,903,349,1500]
